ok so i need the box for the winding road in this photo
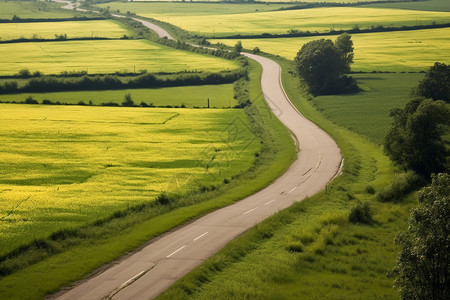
[52,6,342,300]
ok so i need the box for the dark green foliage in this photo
[391,173,450,300]
[377,171,424,202]
[365,185,376,194]
[252,47,260,54]
[233,77,251,108]
[234,40,243,53]
[349,202,372,225]
[157,37,240,60]
[24,96,38,104]
[294,35,357,95]
[335,33,354,72]
[18,68,30,78]
[413,62,450,103]
[0,70,246,94]
[286,241,304,252]
[155,192,172,206]
[384,97,450,176]
[121,93,134,107]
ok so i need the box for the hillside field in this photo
[0,104,260,256]
[0,84,236,108]
[213,27,450,72]
[116,6,450,37]
[0,0,80,19]
[368,0,450,12]
[0,39,239,75]
[98,2,285,16]
[0,20,130,41]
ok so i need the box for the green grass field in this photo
[0,20,130,41]
[158,56,409,300]
[0,0,81,19]
[314,73,423,144]
[0,84,236,107]
[124,6,450,37]
[0,39,239,75]
[0,104,260,256]
[213,27,450,72]
[367,0,450,12]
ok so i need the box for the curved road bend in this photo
[52,12,342,300]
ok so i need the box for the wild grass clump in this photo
[376,170,424,202]
[349,202,372,225]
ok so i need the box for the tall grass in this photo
[158,56,414,300]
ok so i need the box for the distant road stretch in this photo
[52,5,342,300]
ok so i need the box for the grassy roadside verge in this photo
[0,60,296,299]
[157,56,414,299]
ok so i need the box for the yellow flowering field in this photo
[0,39,239,75]
[0,104,260,255]
[213,27,450,72]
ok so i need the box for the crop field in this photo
[0,84,236,108]
[213,27,450,72]
[368,0,450,12]
[314,73,423,144]
[118,6,450,37]
[0,104,260,256]
[0,20,131,41]
[0,39,239,75]
[0,0,79,19]
[97,2,285,16]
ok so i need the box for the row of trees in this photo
[0,69,247,94]
[384,63,450,177]
[385,63,449,300]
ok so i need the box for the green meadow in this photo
[0,20,130,41]
[0,104,260,256]
[0,0,80,19]
[125,7,450,37]
[157,56,411,300]
[0,84,236,108]
[0,39,239,75]
[314,73,423,144]
[213,27,450,72]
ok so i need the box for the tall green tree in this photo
[234,41,243,53]
[391,173,450,300]
[294,34,356,95]
[335,33,354,72]
[413,62,450,103]
[384,97,450,176]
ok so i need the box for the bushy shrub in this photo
[377,171,424,202]
[155,192,172,206]
[349,202,372,225]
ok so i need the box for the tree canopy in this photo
[384,97,450,177]
[294,34,357,95]
[413,62,450,103]
[391,173,450,300]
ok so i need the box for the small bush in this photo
[155,192,172,206]
[285,241,304,252]
[42,99,53,105]
[349,202,372,225]
[365,185,376,194]
[24,96,38,104]
[376,171,424,202]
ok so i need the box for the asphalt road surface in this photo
[52,9,342,300]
